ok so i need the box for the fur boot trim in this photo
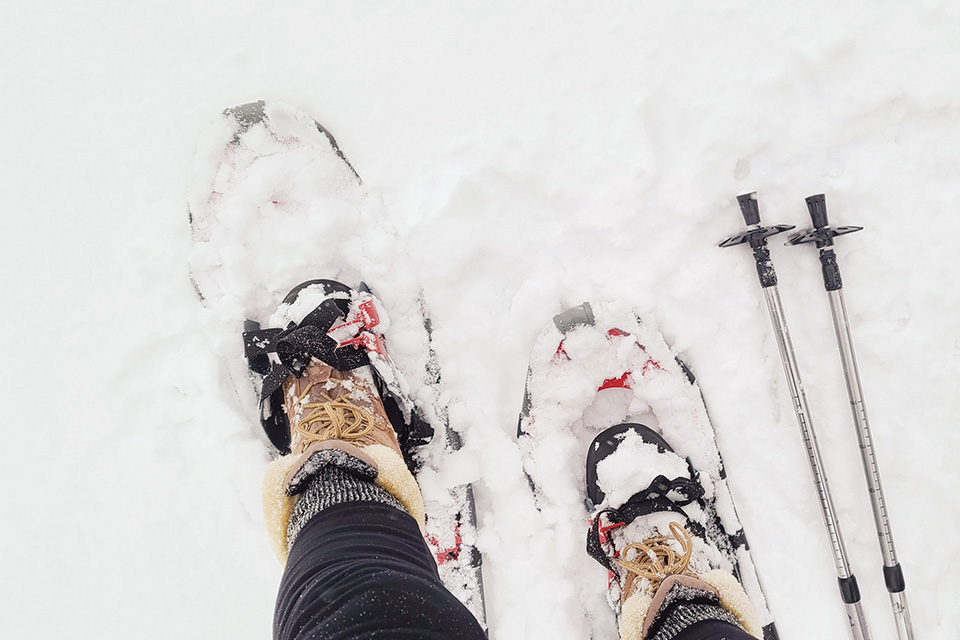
[699,570,763,638]
[261,443,426,565]
[262,454,301,563]
[618,570,762,640]
[619,590,653,640]
[363,443,426,532]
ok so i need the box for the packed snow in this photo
[1,3,958,639]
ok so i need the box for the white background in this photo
[1,2,957,638]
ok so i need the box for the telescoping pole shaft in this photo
[720,193,871,640]
[789,194,914,640]
[764,285,870,640]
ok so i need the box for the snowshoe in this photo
[518,301,777,639]
[187,101,486,627]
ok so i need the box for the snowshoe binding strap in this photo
[586,423,680,505]
[586,476,706,572]
[244,293,375,386]
[242,280,433,461]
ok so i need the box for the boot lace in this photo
[289,380,376,445]
[615,521,694,592]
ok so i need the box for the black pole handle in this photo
[738,192,761,225]
[805,194,829,229]
[720,193,795,288]
[788,195,862,249]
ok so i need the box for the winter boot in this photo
[586,423,763,640]
[251,279,429,562]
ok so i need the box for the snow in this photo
[2,2,959,639]
[595,434,689,509]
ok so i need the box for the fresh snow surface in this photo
[2,3,958,639]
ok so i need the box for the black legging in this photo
[676,619,757,640]
[275,501,755,640]
[275,501,486,639]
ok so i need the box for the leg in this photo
[255,320,485,640]
[276,500,485,640]
[673,619,759,640]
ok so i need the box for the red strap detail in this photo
[591,515,626,545]
[561,328,663,386]
[328,300,386,356]
[426,524,462,565]
[598,520,625,545]
[642,357,661,374]
[356,300,379,328]
[598,371,632,391]
[338,331,386,357]
[330,300,380,333]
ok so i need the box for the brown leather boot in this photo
[248,279,431,564]
[282,358,402,457]
[262,358,426,564]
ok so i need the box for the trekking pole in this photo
[720,192,871,640]
[787,194,914,640]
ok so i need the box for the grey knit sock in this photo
[647,583,743,640]
[285,448,406,551]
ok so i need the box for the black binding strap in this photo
[243,295,371,453]
[244,297,371,386]
[586,475,706,572]
[241,283,433,465]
